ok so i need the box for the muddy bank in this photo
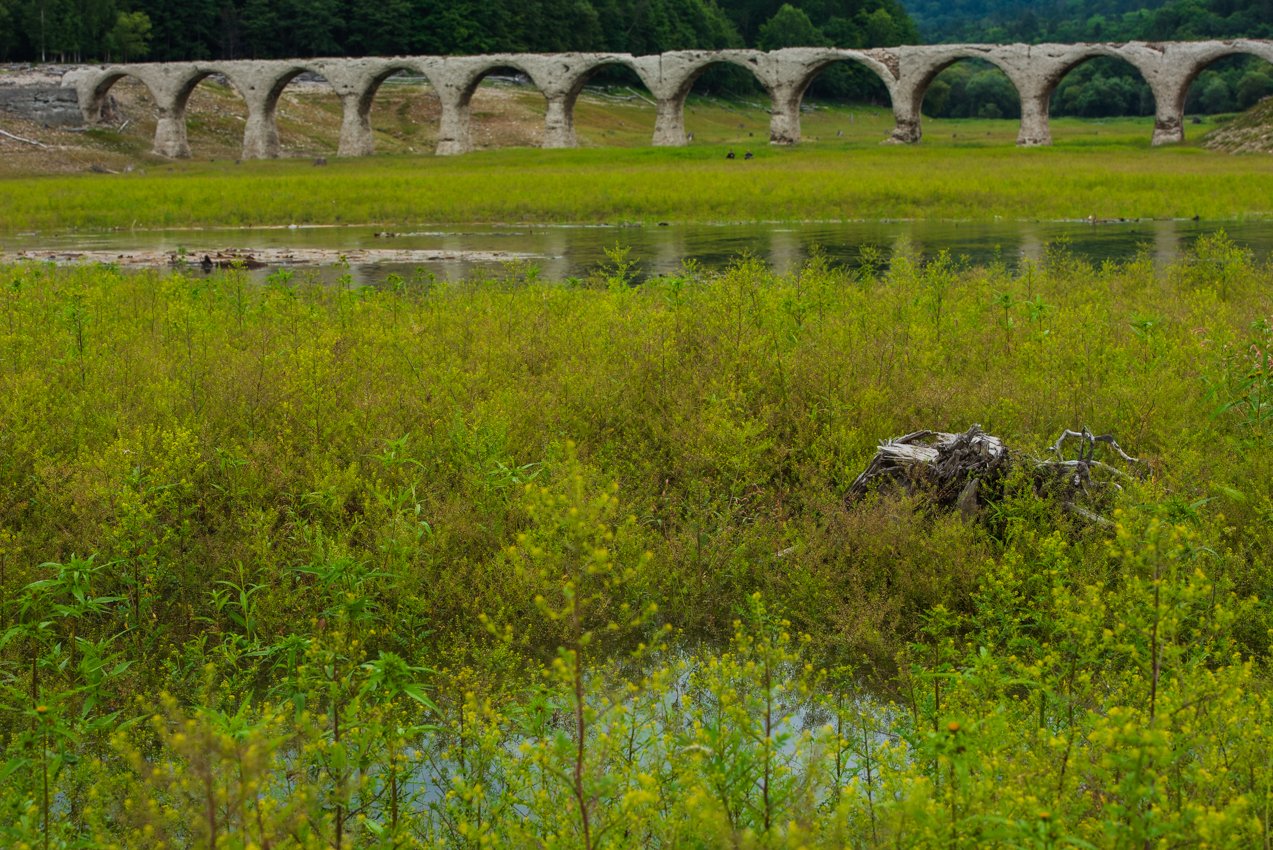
[0,246,541,269]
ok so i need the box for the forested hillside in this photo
[0,0,915,63]
[911,0,1273,43]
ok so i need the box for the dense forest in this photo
[0,0,915,64]
[1,0,1270,116]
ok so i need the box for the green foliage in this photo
[0,0,921,67]
[108,11,152,62]
[7,143,1273,231]
[2,237,1273,845]
[915,0,1273,45]
[758,4,830,49]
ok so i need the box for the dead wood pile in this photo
[847,424,1142,524]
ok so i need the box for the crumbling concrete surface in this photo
[0,85,83,126]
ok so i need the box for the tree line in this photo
[0,0,914,64]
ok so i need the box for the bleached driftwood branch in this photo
[0,128,48,148]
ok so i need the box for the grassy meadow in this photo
[4,141,1271,230]
[2,234,1273,846]
[0,84,1269,230]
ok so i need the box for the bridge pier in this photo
[543,93,578,148]
[336,89,376,157]
[435,92,472,156]
[652,96,688,146]
[634,52,713,147]
[154,107,193,158]
[767,82,804,145]
[884,88,923,144]
[1016,87,1052,147]
[1152,107,1186,146]
[239,87,282,159]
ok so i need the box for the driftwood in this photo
[847,424,1142,525]
[0,127,47,147]
[167,252,268,270]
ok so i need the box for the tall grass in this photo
[3,143,1273,231]
[1,238,1272,846]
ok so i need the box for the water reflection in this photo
[2,219,1269,287]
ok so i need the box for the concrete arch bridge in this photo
[60,41,1273,159]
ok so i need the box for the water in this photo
[4,218,1272,285]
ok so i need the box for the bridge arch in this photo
[68,64,217,157]
[1172,41,1273,140]
[884,45,1035,144]
[215,60,350,159]
[1004,44,1144,146]
[761,48,898,144]
[628,51,777,146]
[327,60,434,157]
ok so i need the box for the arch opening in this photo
[462,65,554,151]
[266,69,344,157]
[922,59,1020,123]
[667,58,777,146]
[357,67,439,155]
[1185,54,1273,117]
[1183,51,1273,151]
[165,73,250,159]
[1050,57,1155,121]
[792,56,895,143]
[804,58,893,109]
[571,63,662,148]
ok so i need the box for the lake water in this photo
[4,218,1272,285]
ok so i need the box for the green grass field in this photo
[0,92,1266,231]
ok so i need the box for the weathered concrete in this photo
[0,85,84,126]
[59,40,1273,160]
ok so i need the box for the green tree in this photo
[1237,70,1273,109]
[862,7,895,45]
[757,3,828,49]
[1200,75,1234,113]
[0,0,17,59]
[109,10,151,62]
[278,0,342,56]
[239,0,279,58]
